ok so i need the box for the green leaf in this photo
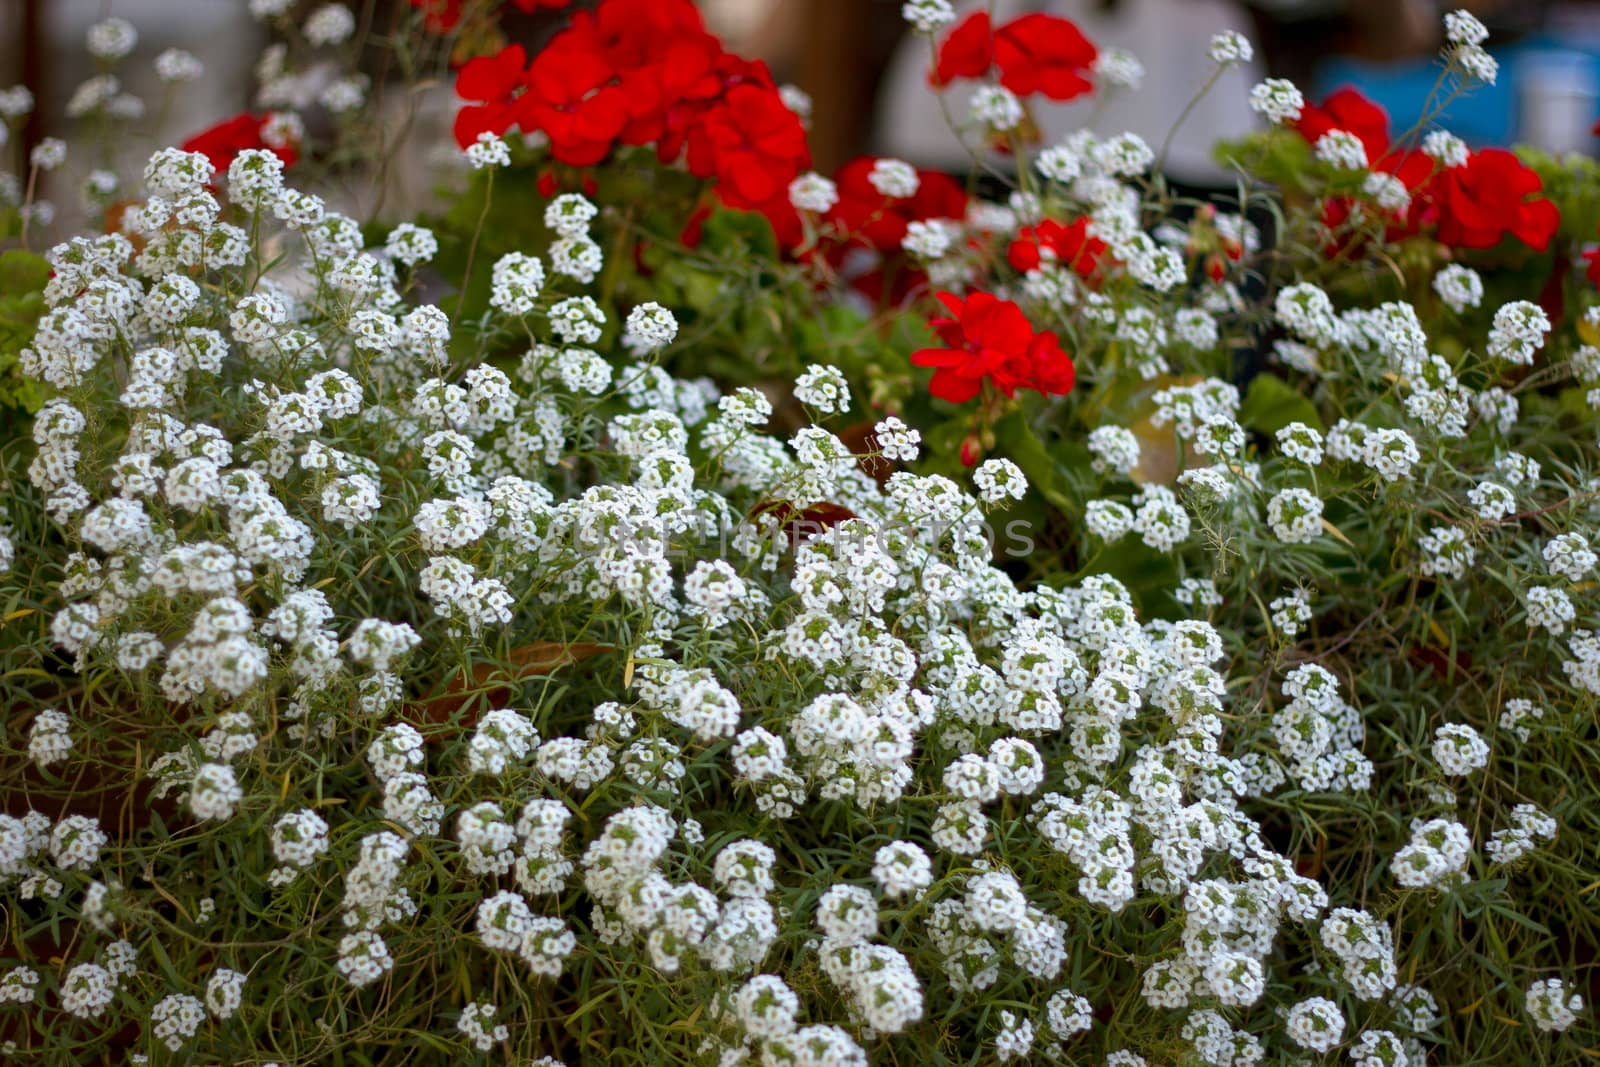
[1238,372,1321,435]
[994,412,1075,514]
[0,249,49,293]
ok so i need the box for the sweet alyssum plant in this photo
[0,2,1596,1066]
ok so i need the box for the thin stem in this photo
[1155,65,1226,178]
[452,168,495,331]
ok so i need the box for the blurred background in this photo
[4,0,1600,219]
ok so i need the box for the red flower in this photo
[618,34,725,154]
[582,0,707,73]
[1433,148,1560,251]
[931,11,1096,102]
[825,156,967,251]
[1586,224,1600,288]
[452,44,529,149]
[912,291,1074,403]
[930,11,994,87]
[1027,329,1076,395]
[994,14,1097,102]
[408,0,462,32]
[1007,217,1106,278]
[1295,87,1392,165]
[686,83,810,209]
[181,112,298,174]
[519,37,629,166]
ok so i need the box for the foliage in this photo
[0,3,1595,1067]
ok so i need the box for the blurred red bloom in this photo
[824,157,968,251]
[931,11,1096,102]
[452,44,528,148]
[912,291,1074,403]
[1007,217,1106,277]
[1295,87,1392,165]
[1433,148,1560,251]
[687,83,810,209]
[993,14,1097,102]
[519,39,628,166]
[930,11,995,87]
[181,112,298,174]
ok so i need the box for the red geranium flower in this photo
[825,156,967,251]
[686,83,810,209]
[1027,329,1076,396]
[519,37,629,166]
[181,112,298,174]
[408,0,462,32]
[912,291,1075,403]
[582,0,707,73]
[617,34,725,151]
[1007,217,1106,277]
[994,14,1097,102]
[930,11,994,87]
[452,44,529,148]
[1295,87,1392,165]
[1433,148,1560,251]
[931,11,1096,101]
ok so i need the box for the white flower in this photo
[1392,817,1472,888]
[1433,264,1483,312]
[457,1001,511,1052]
[466,132,511,170]
[975,459,1027,503]
[1285,997,1345,1053]
[1487,301,1550,365]
[1208,30,1254,66]
[1432,723,1489,775]
[1525,977,1582,1032]
[970,85,1024,130]
[28,708,71,769]
[1363,171,1410,213]
[205,968,247,1019]
[386,223,437,267]
[794,364,850,414]
[86,18,138,61]
[1543,532,1596,582]
[780,84,812,121]
[1094,49,1145,90]
[1444,10,1489,46]
[30,138,66,171]
[1088,426,1141,476]
[544,192,597,237]
[624,302,678,350]
[154,49,203,84]
[1266,488,1323,544]
[1276,422,1324,465]
[305,3,356,46]
[788,172,838,214]
[1422,129,1469,168]
[60,964,115,1019]
[873,416,921,463]
[1094,132,1154,177]
[903,0,957,34]
[190,763,243,820]
[868,158,920,199]
[904,218,956,259]
[1250,79,1304,123]
[1315,130,1368,170]
[0,85,34,120]
[1457,45,1499,85]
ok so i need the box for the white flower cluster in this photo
[8,33,1600,1050]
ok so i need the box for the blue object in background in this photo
[1316,35,1600,152]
